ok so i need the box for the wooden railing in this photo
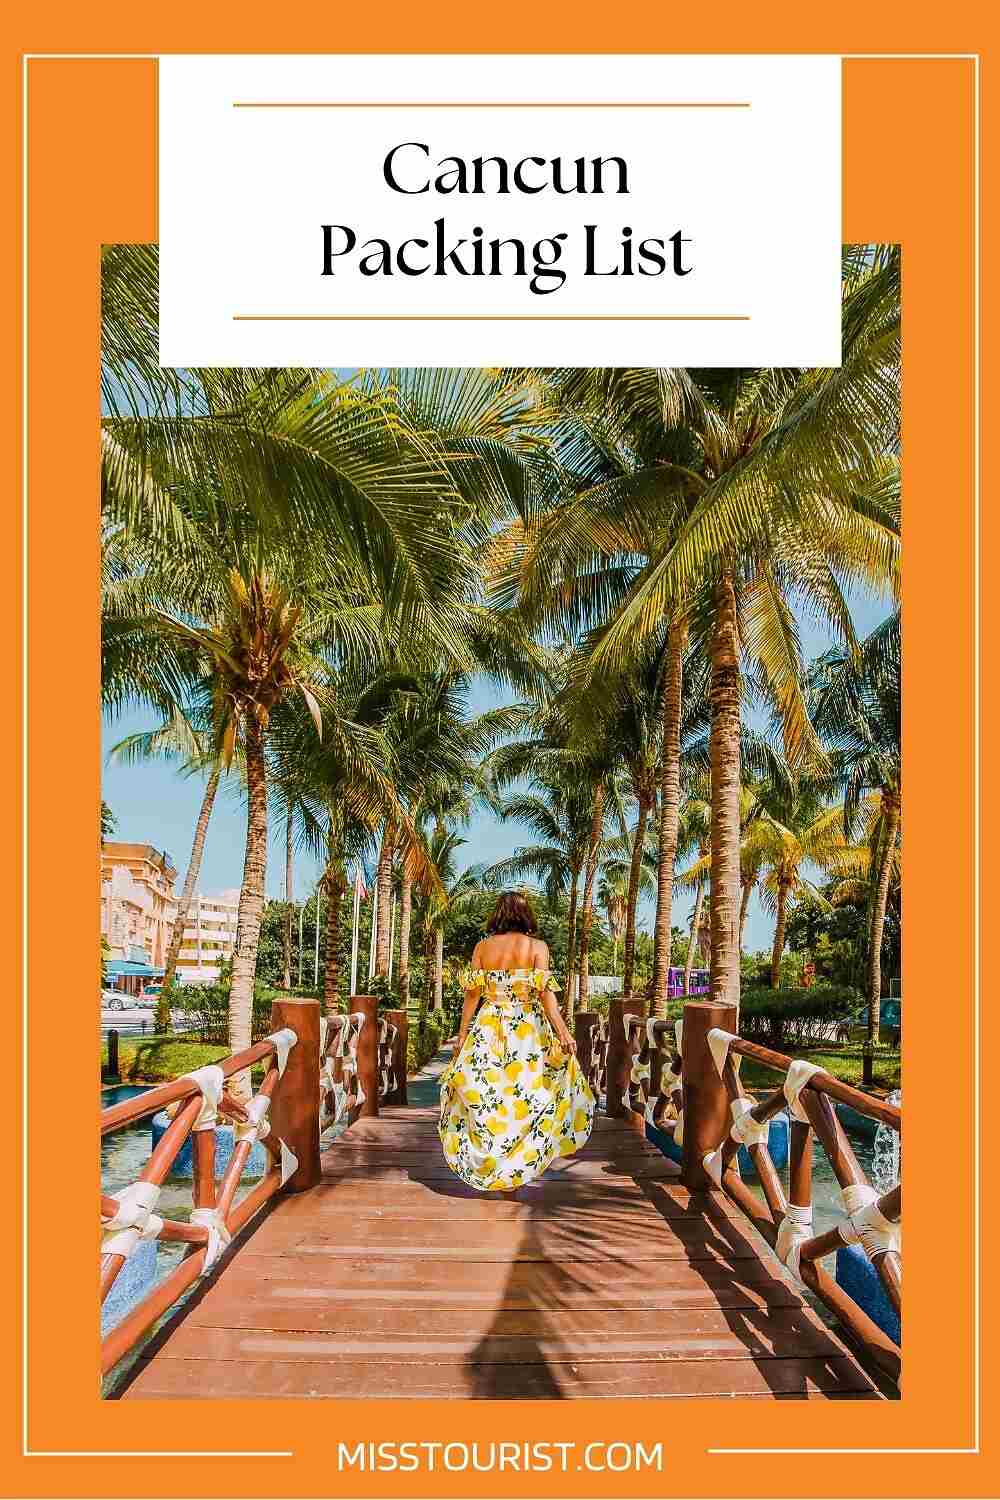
[578,996,902,1385]
[101,993,407,1373]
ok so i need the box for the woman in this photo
[438,892,595,1192]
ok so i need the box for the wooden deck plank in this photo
[120,1106,882,1401]
[124,1353,876,1399]
[163,1305,850,1362]
[205,1253,802,1310]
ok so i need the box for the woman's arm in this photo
[456,987,479,1053]
[538,986,576,1054]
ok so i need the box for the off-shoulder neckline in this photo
[466,966,553,976]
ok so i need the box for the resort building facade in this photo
[174,889,240,985]
[101,841,178,967]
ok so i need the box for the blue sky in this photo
[101,584,889,958]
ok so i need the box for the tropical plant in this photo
[809,611,901,1077]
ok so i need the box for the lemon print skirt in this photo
[438,968,596,1192]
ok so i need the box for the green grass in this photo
[102,1033,230,1083]
[739,1047,900,1094]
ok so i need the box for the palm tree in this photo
[739,773,848,988]
[676,785,712,997]
[414,825,485,1018]
[282,806,296,991]
[599,846,655,977]
[810,611,901,1078]
[103,345,529,1067]
[500,249,900,1014]
[370,674,524,980]
[109,706,224,1027]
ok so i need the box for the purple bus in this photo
[667,966,709,998]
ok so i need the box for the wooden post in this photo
[386,1007,408,1105]
[606,996,645,1118]
[107,1028,120,1081]
[680,998,738,1189]
[350,995,379,1118]
[192,1131,216,1210]
[574,1010,597,1097]
[268,995,321,1192]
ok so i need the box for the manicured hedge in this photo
[738,985,864,1049]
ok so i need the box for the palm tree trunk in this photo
[770,875,791,988]
[434,927,444,1012]
[322,862,346,1016]
[158,766,221,1029]
[651,618,688,1018]
[865,790,900,1080]
[282,811,294,991]
[622,796,650,996]
[709,575,742,1011]
[576,782,606,1017]
[229,716,268,1096]
[564,862,581,1015]
[374,823,395,976]
[398,870,412,1008]
[738,876,753,952]
[684,879,705,995]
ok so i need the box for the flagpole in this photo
[314,883,322,989]
[349,872,361,997]
[388,895,397,985]
[298,902,303,987]
[368,885,378,984]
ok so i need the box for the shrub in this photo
[174,980,276,1045]
[407,1016,443,1073]
[738,984,864,1049]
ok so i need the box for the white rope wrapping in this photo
[672,1109,684,1146]
[702,1149,725,1188]
[267,1027,298,1078]
[707,1027,739,1078]
[674,1018,683,1055]
[280,1139,300,1185]
[776,1203,813,1280]
[729,1096,770,1149]
[347,1012,367,1110]
[319,1016,329,1054]
[190,1205,232,1271]
[101,1181,164,1259]
[181,1064,225,1132]
[783,1058,827,1122]
[839,1183,901,1260]
[233,1093,271,1144]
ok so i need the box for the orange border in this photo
[3,24,991,1500]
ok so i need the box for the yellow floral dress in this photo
[438,968,595,1192]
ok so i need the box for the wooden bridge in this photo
[101,995,901,1400]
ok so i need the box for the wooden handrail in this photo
[727,1036,901,1132]
[609,996,902,1385]
[101,997,326,1376]
[101,1039,278,1136]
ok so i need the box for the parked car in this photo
[135,984,162,1009]
[102,988,127,1011]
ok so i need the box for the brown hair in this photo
[486,891,538,936]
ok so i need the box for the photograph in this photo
[99,242,902,1403]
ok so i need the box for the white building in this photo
[174,889,240,985]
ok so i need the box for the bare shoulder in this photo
[470,939,485,968]
[531,937,551,969]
